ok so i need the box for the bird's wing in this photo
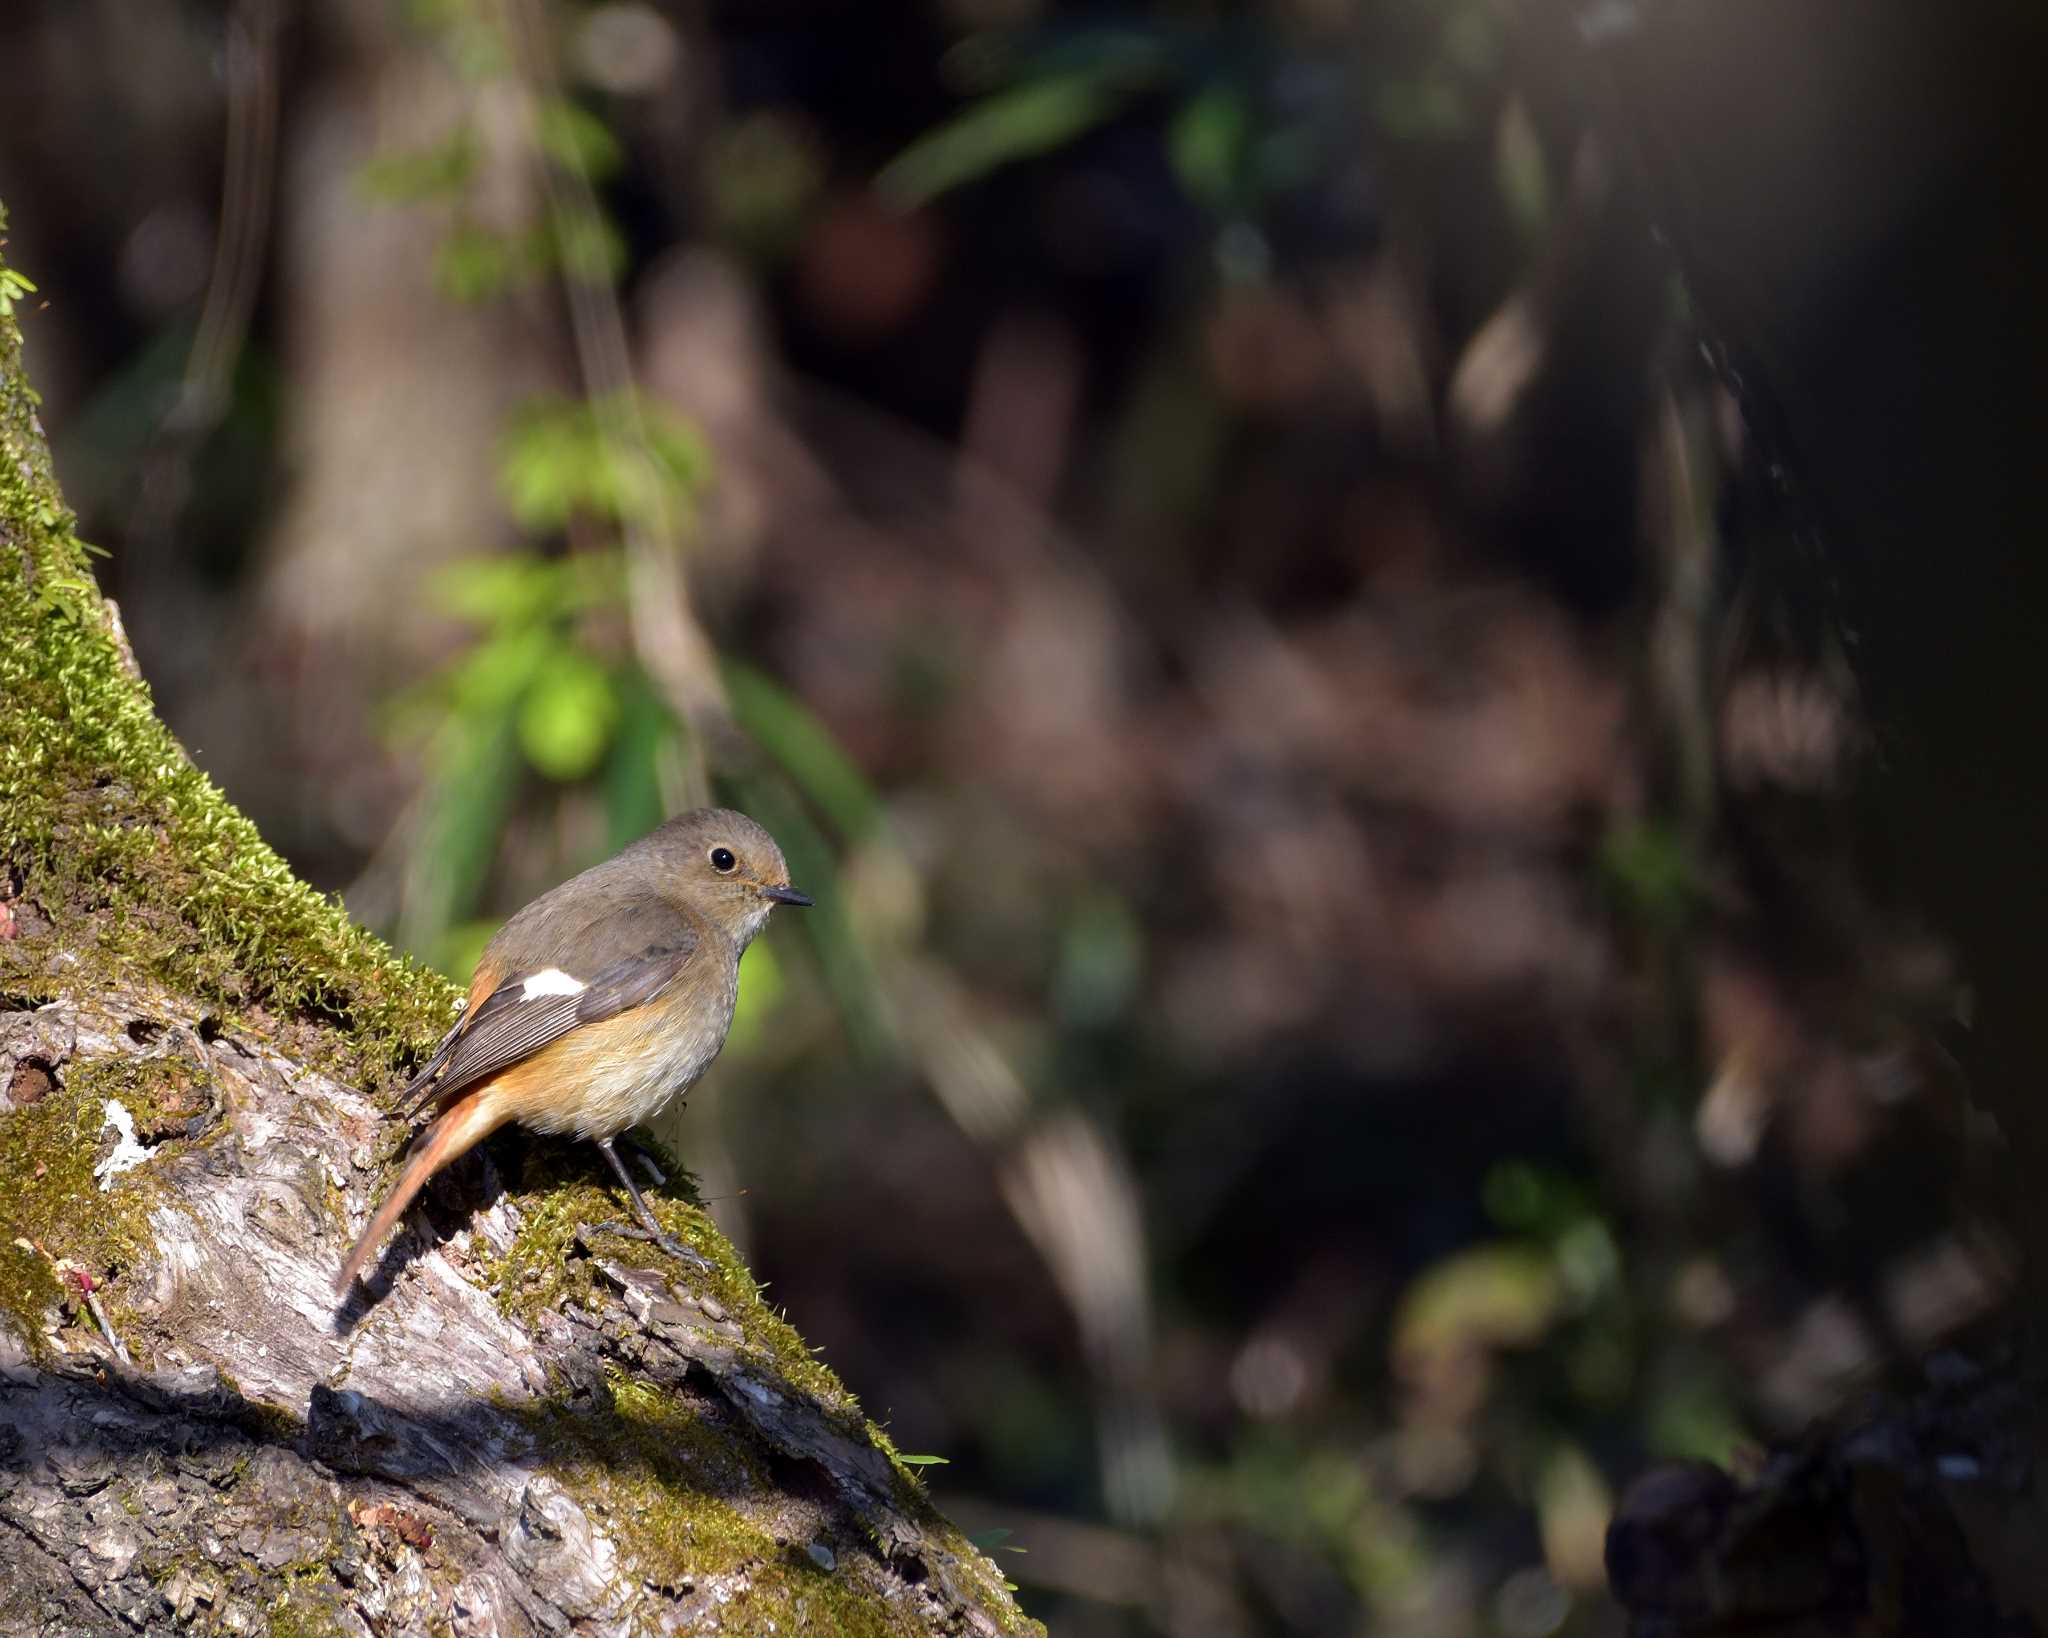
[390,1012,471,1118]
[394,935,699,1121]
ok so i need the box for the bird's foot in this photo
[591,1219,711,1271]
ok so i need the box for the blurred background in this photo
[0,1,2009,1633]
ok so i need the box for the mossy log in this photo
[0,213,1037,1638]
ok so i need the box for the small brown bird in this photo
[334,807,810,1296]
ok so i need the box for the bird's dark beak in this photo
[761,884,813,907]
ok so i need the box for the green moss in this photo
[488,1175,1045,1628]
[527,1366,772,1582]
[263,1569,352,1638]
[481,1150,852,1413]
[0,220,455,1086]
[478,1169,610,1324]
[483,1154,1038,1630]
[0,1242,59,1345]
[258,1492,354,1635]
[520,1367,943,1638]
[0,1059,176,1347]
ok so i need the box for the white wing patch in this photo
[520,968,588,1000]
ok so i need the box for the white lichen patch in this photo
[93,1099,154,1186]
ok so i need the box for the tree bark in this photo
[0,209,1036,1638]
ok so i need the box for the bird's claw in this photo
[591,1219,711,1271]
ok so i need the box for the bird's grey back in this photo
[482,853,703,982]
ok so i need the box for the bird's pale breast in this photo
[495,962,738,1140]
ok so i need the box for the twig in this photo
[16,1238,132,1365]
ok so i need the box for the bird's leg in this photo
[592,1136,709,1270]
[616,1130,669,1188]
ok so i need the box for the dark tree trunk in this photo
[1540,4,2048,1631]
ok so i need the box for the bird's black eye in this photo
[709,846,738,874]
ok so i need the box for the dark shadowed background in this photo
[0,2,2009,1632]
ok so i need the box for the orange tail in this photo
[334,1090,511,1295]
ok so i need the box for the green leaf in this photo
[1646,1366,1750,1464]
[1598,818,1696,927]
[497,410,586,531]
[0,266,38,319]
[428,551,626,629]
[433,223,525,303]
[447,625,554,714]
[498,396,708,531]
[1168,87,1251,215]
[402,710,522,959]
[1481,1160,1593,1238]
[894,1452,950,1466]
[707,112,826,258]
[518,649,620,781]
[603,673,679,851]
[548,207,628,286]
[358,128,478,203]
[537,97,624,182]
[1393,1243,1564,1371]
[429,556,560,627]
[877,67,1146,207]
